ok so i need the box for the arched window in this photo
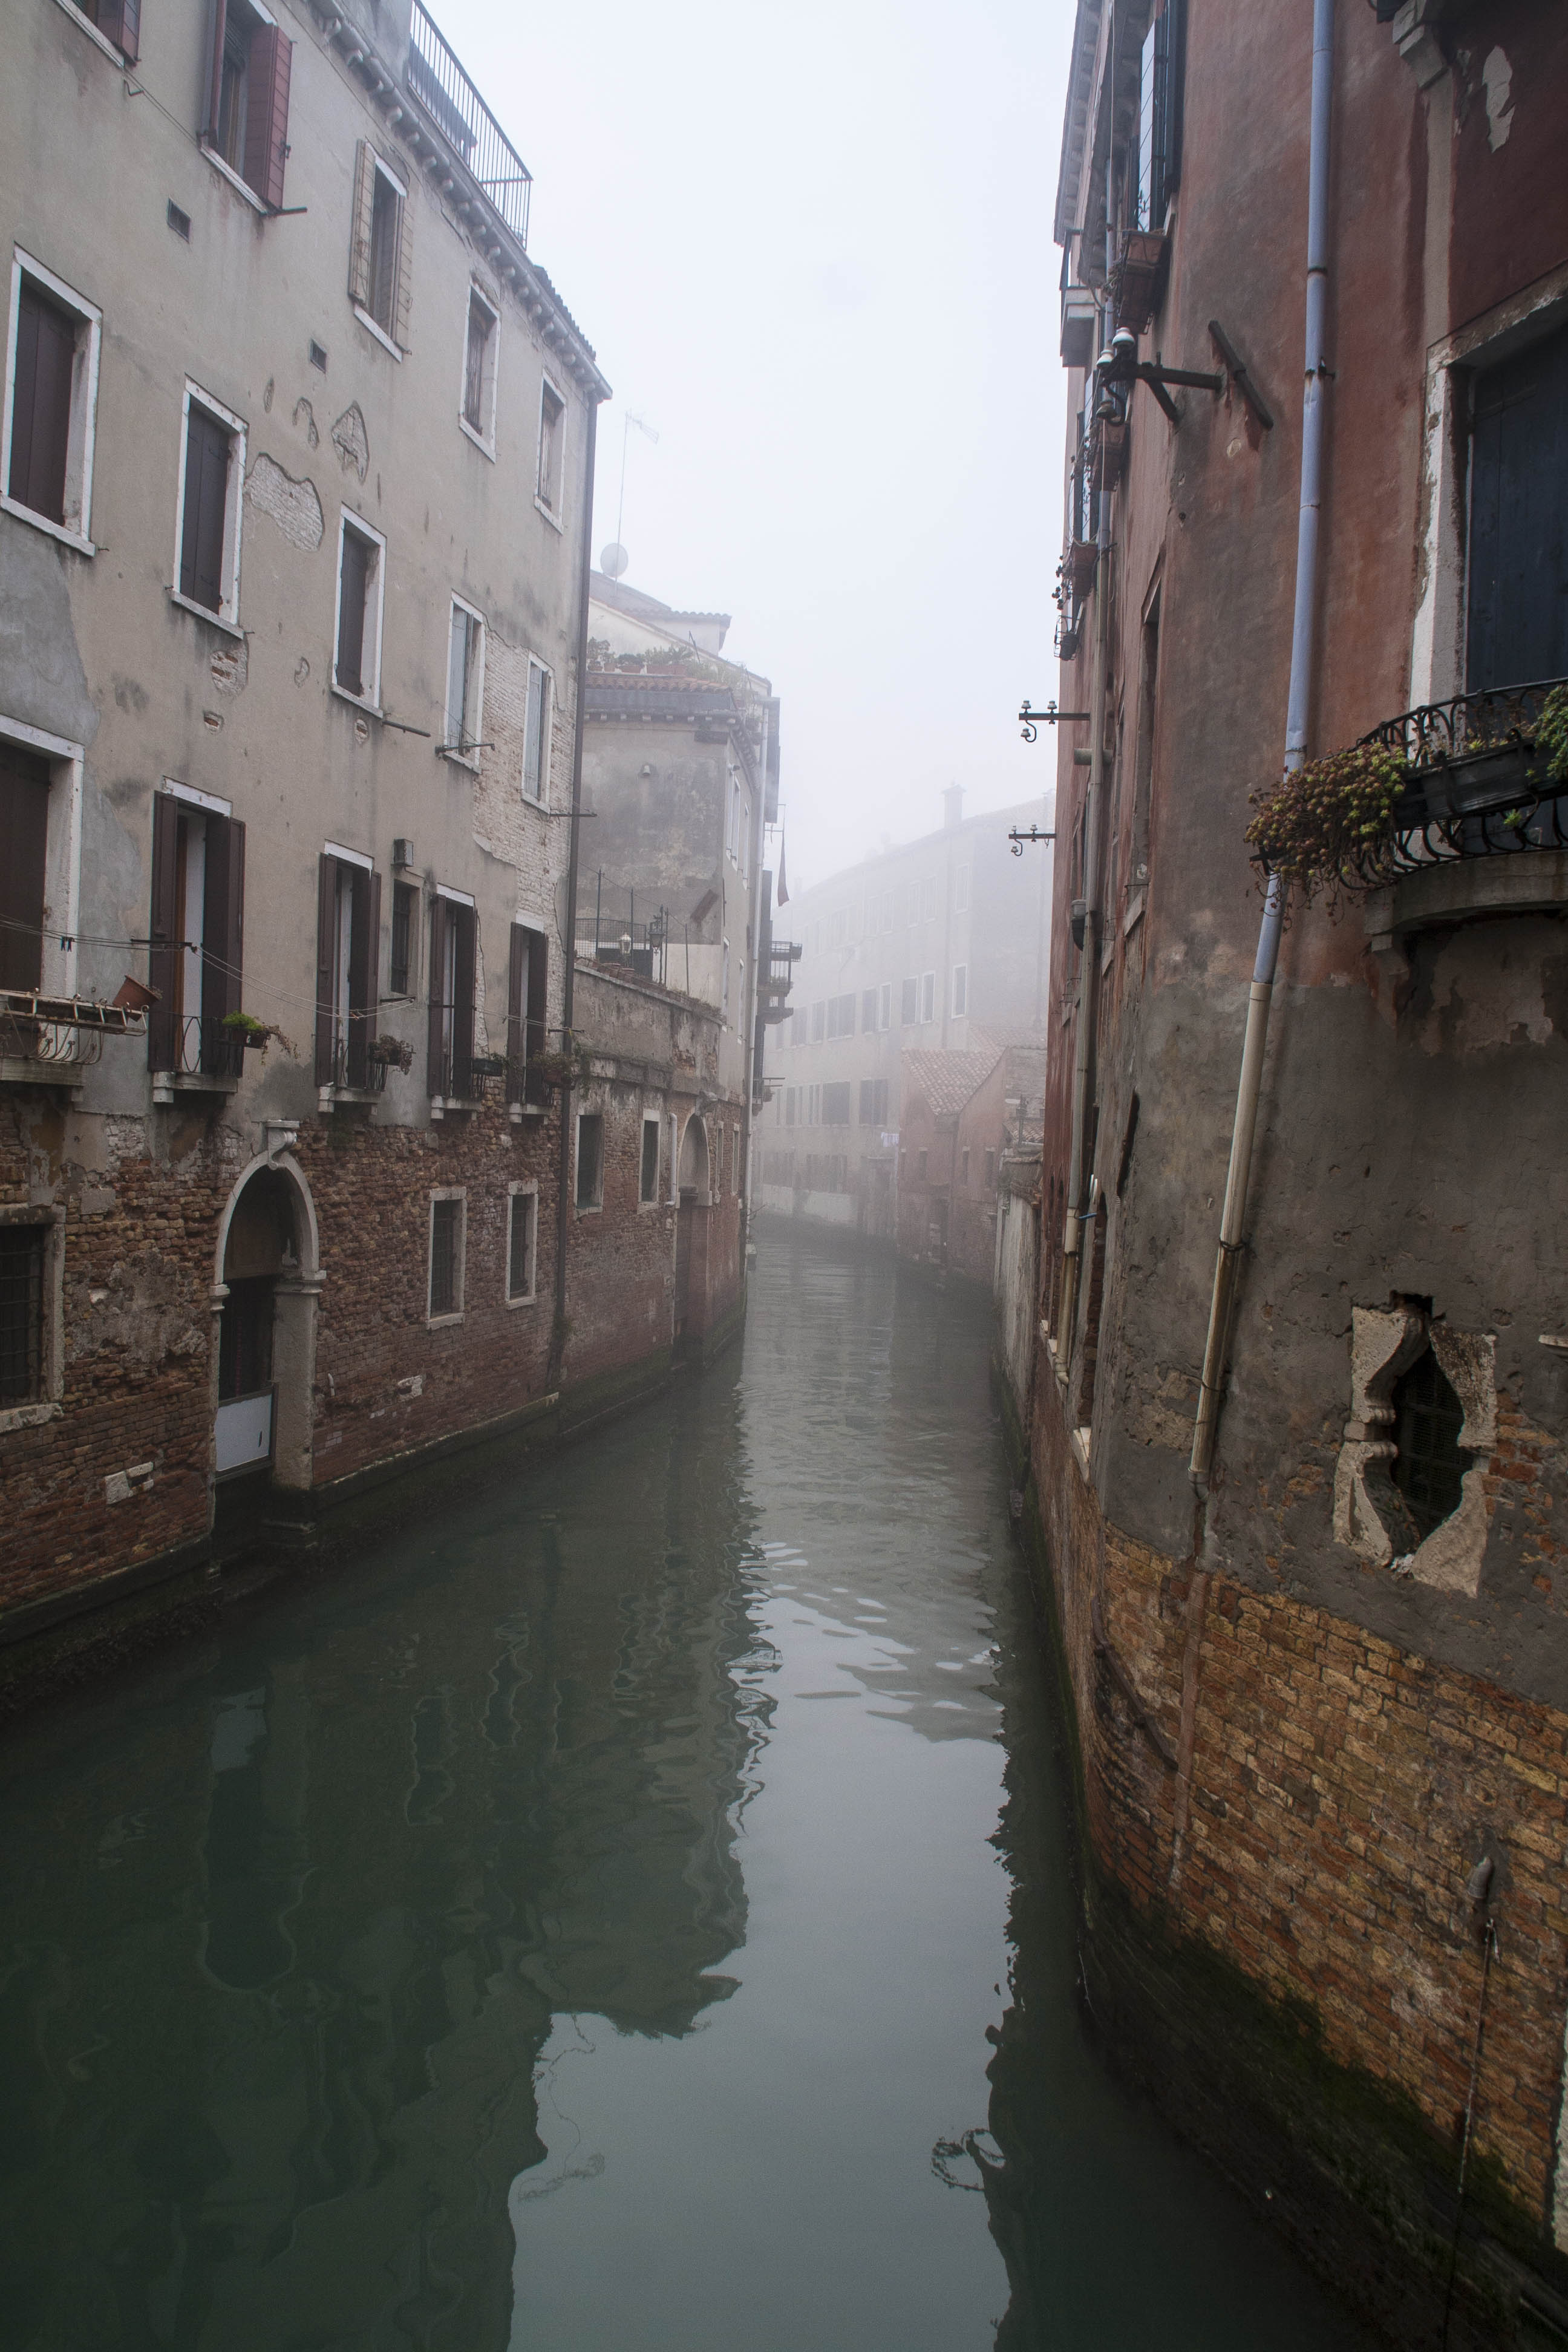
[1390,1347,1468,1538]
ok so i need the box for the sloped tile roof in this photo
[901,1041,1004,1119]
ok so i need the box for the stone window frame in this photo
[170,377,247,638]
[2,246,103,558]
[0,709,84,1003]
[425,1186,466,1327]
[574,1107,604,1215]
[1332,1302,1497,1595]
[0,1202,64,1434]
[504,1179,538,1308]
[638,1109,662,1210]
[458,279,501,462]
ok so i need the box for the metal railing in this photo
[0,1010,97,1067]
[1347,676,1568,886]
[166,1014,244,1081]
[322,1035,387,1094]
[408,3,532,247]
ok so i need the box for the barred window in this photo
[0,1223,47,1404]
[428,1195,463,1318]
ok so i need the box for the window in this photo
[1466,319,1568,692]
[0,742,53,993]
[0,1222,48,1405]
[3,254,100,549]
[1391,1348,1469,1538]
[1136,0,1186,232]
[576,1112,604,1210]
[523,661,550,803]
[428,891,476,1099]
[822,1082,852,1127]
[826,992,855,1040]
[961,1146,971,1186]
[390,878,416,995]
[952,963,968,1018]
[861,988,878,1031]
[828,908,848,948]
[428,1192,465,1321]
[732,1125,742,1196]
[728,775,742,864]
[174,385,244,624]
[901,977,918,1027]
[918,1149,929,1183]
[984,1148,996,1189]
[148,785,246,1077]
[537,377,565,515]
[921,971,935,1022]
[334,511,385,706]
[506,921,549,1103]
[722,939,731,1020]
[206,0,293,211]
[920,875,938,922]
[313,847,379,1091]
[443,599,485,760]
[811,999,826,1044]
[65,0,142,59]
[880,982,891,1031]
[1132,593,1160,886]
[785,1086,796,1128]
[641,1115,662,1204]
[348,145,411,353]
[461,287,498,449]
[506,1185,537,1304]
[858,1077,889,1126]
[791,1008,806,1050]
[955,864,970,913]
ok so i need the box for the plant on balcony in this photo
[367,1034,414,1073]
[523,1048,578,1093]
[1245,743,1414,907]
[1530,682,1568,786]
[221,1011,298,1059]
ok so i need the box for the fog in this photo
[435,0,1073,890]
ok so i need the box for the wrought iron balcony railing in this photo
[163,1014,244,1081]
[408,3,532,247]
[1349,676,1567,887]
[322,1034,387,1094]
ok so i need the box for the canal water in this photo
[0,1226,1372,2351]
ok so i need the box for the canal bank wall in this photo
[991,1349,1568,2351]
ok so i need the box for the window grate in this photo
[0,1224,46,1405]
[1391,1348,1468,1539]
[429,1197,460,1316]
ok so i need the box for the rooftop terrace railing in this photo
[407,2,532,248]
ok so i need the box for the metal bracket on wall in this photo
[1018,701,1090,742]
[1007,827,1057,857]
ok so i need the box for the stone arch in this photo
[678,1112,711,1203]
[212,1152,322,1492]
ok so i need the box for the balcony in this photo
[1,990,146,1091]
[316,1034,389,1113]
[407,2,532,249]
[1356,678,1568,948]
[152,1014,244,1105]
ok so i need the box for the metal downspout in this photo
[549,393,601,1392]
[1189,0,1334,1491]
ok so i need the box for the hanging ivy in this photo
[1245,743,1414,907]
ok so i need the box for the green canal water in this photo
[0,1226,1373,2349]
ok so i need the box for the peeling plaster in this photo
[1333,1305,1497,1596]
[331,403,370,483]
[1481,47,1514,151]
[244,454,325,551]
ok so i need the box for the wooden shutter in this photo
[393,182,414,352]
[0,746,50,993]
[347,865,378,1085]
[96,0,140,60]
[148,793,180,1068]
[452,906,476,1082]
[180,406,230,611]
[201,812,244,1068]
[315,853,337,1083]
[336,531,368,694]
[1466,321,1568,692]
[427,893,448,1093]
[506,923,526,1097]
[8,281,74,527]
[524,930,549,1105]
[243,25,293,210]
[348,142,376,308]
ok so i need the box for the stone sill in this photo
[429,1096,486,1122]
[1,1057,85,1093]
[317,1085,382,1113]
[0,1399,62,1436]
[154,1071,240,1106]
[1365,847,1568,951]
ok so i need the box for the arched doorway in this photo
[213,1154,321,1492]
[674,1114,711,1344]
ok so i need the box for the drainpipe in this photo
[1189,0,1334,1492]
[549,392,600,1392]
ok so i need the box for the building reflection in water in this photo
[0,1380,762,2352]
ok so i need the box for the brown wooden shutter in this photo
[347,864,378,1085]
[243,25,292,210]
[506,923,526,1097]
[180,407,230,611]
[348,142,376,308]
[452,907,476,1087]
[427,893,448,1094]
[336,530,368,694]
[96,0,140,60]
[147,793,180,1068]
[524,929,549,1105]
[315,853,337,1083]
[0,746,50,993]
[200,814,244,1071]
[393,183,414,352]
[8,282,74,527]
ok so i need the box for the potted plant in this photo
[221,1011,297,1059]
[1246,743,1414,906]
[367,1035,414,1074]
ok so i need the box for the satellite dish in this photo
[600,543,629,580]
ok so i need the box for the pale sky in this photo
[438,0,1074,894]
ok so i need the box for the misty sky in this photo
[438,0,1073,895]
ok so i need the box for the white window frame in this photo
[952,962,968,1018]
[332,506,387,714]
[198,0,279,214]
[0,711,83,1003]
[921,970,936,1023]
[459,281,500,459]
[442,593,486,766]
[639,1110,662,1209]
[0,1203,65,1434]
[352,150,407,362]
[521,656,553,806]
[505,1179,538,1306]
[169,378,246,634]
[2,249,102,556]
[535,373,566,530]
[574,1107,604,1214]
[51,0,134,67]
[426,1186,466,1325]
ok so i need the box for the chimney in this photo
[943,782,965,831]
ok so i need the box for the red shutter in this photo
[243,25,293,211]
[97,0,140,60]
[0,746,50,993]
[148,794,180,1070]
[524,930,549,1106]
[315,854,337,1084]
[427,894,448,1095]
[8,283,74,527]
[200,814,244,1071]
